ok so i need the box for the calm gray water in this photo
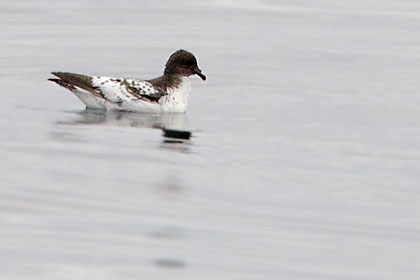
[1,0,420,279]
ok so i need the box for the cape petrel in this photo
[49,50,206,113]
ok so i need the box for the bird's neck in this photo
[149,74,183,92]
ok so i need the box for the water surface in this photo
[1,0,420,279]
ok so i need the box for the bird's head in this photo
[164,50,206,81]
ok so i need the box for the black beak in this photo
[193,68,206,81]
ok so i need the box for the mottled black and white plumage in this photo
[48,50,206,113]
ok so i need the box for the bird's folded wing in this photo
[92,77,166,103]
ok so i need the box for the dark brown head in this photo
[164,50,206,81]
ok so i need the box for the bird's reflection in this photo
[58,109,189,130]
[55,109,195,152]
[159,128,193,153]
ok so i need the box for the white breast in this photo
[160,77,191,113]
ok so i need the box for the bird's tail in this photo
[48,72,106,109]
[48,78,76,91]
[48,72,103,98]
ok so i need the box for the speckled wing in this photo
[91,77,166,103]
